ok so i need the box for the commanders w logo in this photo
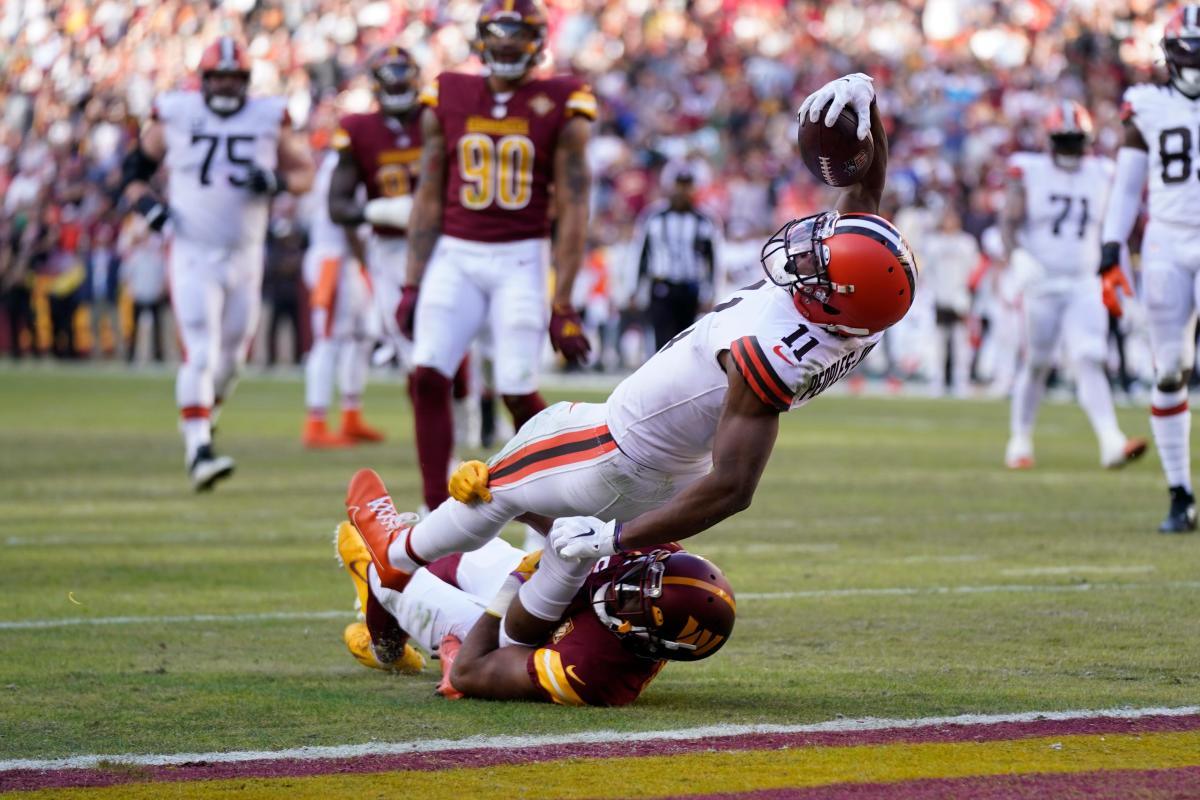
[676,616,724,656]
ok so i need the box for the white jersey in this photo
[305,151,348,256]
[1009,152,1113,279]
[606,281,881,474]
[156,91,288,249]
[1124,83,1200,228]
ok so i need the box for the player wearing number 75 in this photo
[345,73,919,610]
[398,0,598,517]
[121,36,314,491]
[1000,101,1147,475]
[1099,4,1200,534]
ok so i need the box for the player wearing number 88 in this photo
[120,36,315,491]
[1101,4,1200,533]
[399,0,598,513]
[345,73,919,597]
[1000,101,1146,473]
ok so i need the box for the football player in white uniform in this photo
[122,37,315,490]
[341,74,920,606]
[1100,5,1200,533]
[301,151,381,448]
[1002,101,1147,471]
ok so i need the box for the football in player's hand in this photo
[798,105,874,187]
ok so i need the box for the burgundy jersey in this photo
[331,111,422,238]
[420,71,597,243]
[525,545,680,707]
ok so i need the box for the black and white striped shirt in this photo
[633,202,720,285]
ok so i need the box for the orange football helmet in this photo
[475,0,547,81]
[198,36,251,115]
[592,550,736,662]
[761,211,918,336]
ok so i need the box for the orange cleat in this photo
[345,468,419,592]
[341,409,385,444]
[303,418,353,449]
[1103,437,1148,470]
[436,634,464,699]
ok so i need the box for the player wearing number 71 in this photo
[1100,4,1200,533]
[121,36,315,491]
[345,73,919,609]
[1000,101,1146,474]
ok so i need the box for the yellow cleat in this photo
[334,521,372,615]
[448,460,492,504]
[343,622,426,674]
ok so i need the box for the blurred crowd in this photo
[0,0,1172,393]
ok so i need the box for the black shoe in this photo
[188,444,235,492]
[1158,486,1197,534]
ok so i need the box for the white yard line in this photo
[1000,565,1156,577]
[2,704,1196,773]
[5,579,1200,631]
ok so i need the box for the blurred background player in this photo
[121,36,314,490]
[1100,5,1200,533]
[335,520,734,706]
[1003,101,1147,471]
[398,0,596,514]
[328,45,423,370]
[301,150,382,448]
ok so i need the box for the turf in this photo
[0,365,1197,761]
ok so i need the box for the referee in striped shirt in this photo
[632,163,720,351]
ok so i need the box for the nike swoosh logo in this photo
[772,345,796,366]
[566,664,587,685]
[572,528,595,540]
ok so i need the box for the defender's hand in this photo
[549,516,620,561]
[396,284,419,339]
[549,303,590,363]
[1098,243,1131,318]
[798,72,875,141]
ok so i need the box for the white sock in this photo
[399,498,510,570]
[371,567,485,654]
[1151,387,1191,491]
[182,418,211,462]
[339,338,370,400]
[517,545,596,622]
[1009,363,1047,440]
[305,338,336,411]
[454,538,526,600]
[1074,359,1124,453]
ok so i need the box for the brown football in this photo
[798,105,874,187]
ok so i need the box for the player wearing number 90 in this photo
[1100,5,1200,533]
[121,36,315,491]
[399,0,597,515]
[344,73,919,606]
[1000,101,1147,473]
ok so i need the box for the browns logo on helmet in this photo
[1164,5,1200,98]
[199,36,251,116]
[760,211,917,337]
[592,550,736,662]
[474,0,548,82]
[369,45,420,116]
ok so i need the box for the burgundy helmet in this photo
[368,45,419,115]
[474,0,548,81]
[592,550,736,662]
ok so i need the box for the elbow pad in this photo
[363,196,413,228]
[1100,147,1149,246]
[120,147,160,189]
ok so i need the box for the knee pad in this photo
[502,392,547,430]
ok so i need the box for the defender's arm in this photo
[403,107,446,288]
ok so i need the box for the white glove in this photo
[363,196,413,228]
[548,516,619,562]
[797,72,875,141]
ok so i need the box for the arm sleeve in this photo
[1100,147,1149,246]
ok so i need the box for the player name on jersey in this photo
[332,111,423,238]
[420,71,597,243]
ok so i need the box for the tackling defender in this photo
[1099,5,1200,533]
[1001,101,1146,471]
[335,522,735,706]
[122,37,315,490]
[400,0,596,514]
[344,73,918,605]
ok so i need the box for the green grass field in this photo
[1,364,1197,763]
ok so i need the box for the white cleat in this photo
[1101,437,1148,470]
[1004,436,1034,470]
[189,445,235,492]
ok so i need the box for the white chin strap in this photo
[207,95,243,114]
[484,51,532,80]
[380,90,416,113]
[1178,67,1200,95]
